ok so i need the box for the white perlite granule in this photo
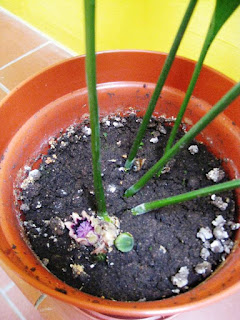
[172,289,180,294]
[213,226,229,240]
[171,266,189,288]
[211,194,228,211]
[113,122,124,128]
[157,124,167,134]
[21,169,41,190]
[28,169,41,181]
[203,240,211,249]
[197,227,213,242]
[206,168,225,183]
[212,215,226,227]
[227,221,240,230]
[150,137,159,144]
[104,120,110,126]
[24,165,31,172]
[188,145,199,155]
[20,203,30,212]
[159,245,167,254]
[195,261,212,275]
[107,184,117,193]
[223,239,234,254]
[82,126,91,136]
[200,248,210,260]
[210,240,224,253]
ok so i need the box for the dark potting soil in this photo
[19,114,238,301]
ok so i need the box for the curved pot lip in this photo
[0,50,239,316]
[0,49,236,108]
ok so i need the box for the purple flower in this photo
[65,212,98,246]
[65,211,120,253]
[76,220,93,238]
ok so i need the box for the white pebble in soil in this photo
[206,168,225,183]
[20,203,30,212]
[203,240,211,249]
[211,194,228,211]
[210,240,224,253]
[195,261,212,275]
[60,141,69,148]
[113,122,124,128]
[172,289,180,294]
[104,120,110,126]
[197,227,213,242]
[157,123,167,135]
[227,221,240,230]
[212,215,226,227]
[113,116,121,122]
[35,201,42,209]
[150,137,159,144]
[213,226,229,240]
[159,245,167,254]
[200,248,210,260]
[188,145,199,155]
[82,126,92,136]
[29,169,41,181]
[107,185,117,193]
[171,266,189,288]
[222,239,234,254]
[42,258,49,266]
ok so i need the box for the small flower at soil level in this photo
[76,220,94,238]
[65,211,120,254]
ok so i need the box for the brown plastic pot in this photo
[0,51,240,319]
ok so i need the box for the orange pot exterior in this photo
[0,51,240,318]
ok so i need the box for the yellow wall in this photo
[1,0,239,81]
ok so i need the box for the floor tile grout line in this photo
[0,41,51,71]
[0,290,26,320]
[0,82,10,93]
[2,281,15,293]
[0,6,78,57]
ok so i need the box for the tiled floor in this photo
[1,5,240,320]
[0,7,75,95]
[0,267,42,320]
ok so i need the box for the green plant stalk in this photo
[84,0,109,221]
[124,81,240,197]
[132,180,240,215]
[124,0,198,170]
[157,0,240,176]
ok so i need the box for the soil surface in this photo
[19,114,238,301]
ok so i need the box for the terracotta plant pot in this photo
[0,51,240,318]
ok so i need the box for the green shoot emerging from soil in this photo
[84,0,109,221]
[84,0,134,251]
[124,81,240,197]
[124,0,198,170]
[132,180,240,215]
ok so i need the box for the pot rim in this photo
[0,49,236,107]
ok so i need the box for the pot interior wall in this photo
[0,52,240,317]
